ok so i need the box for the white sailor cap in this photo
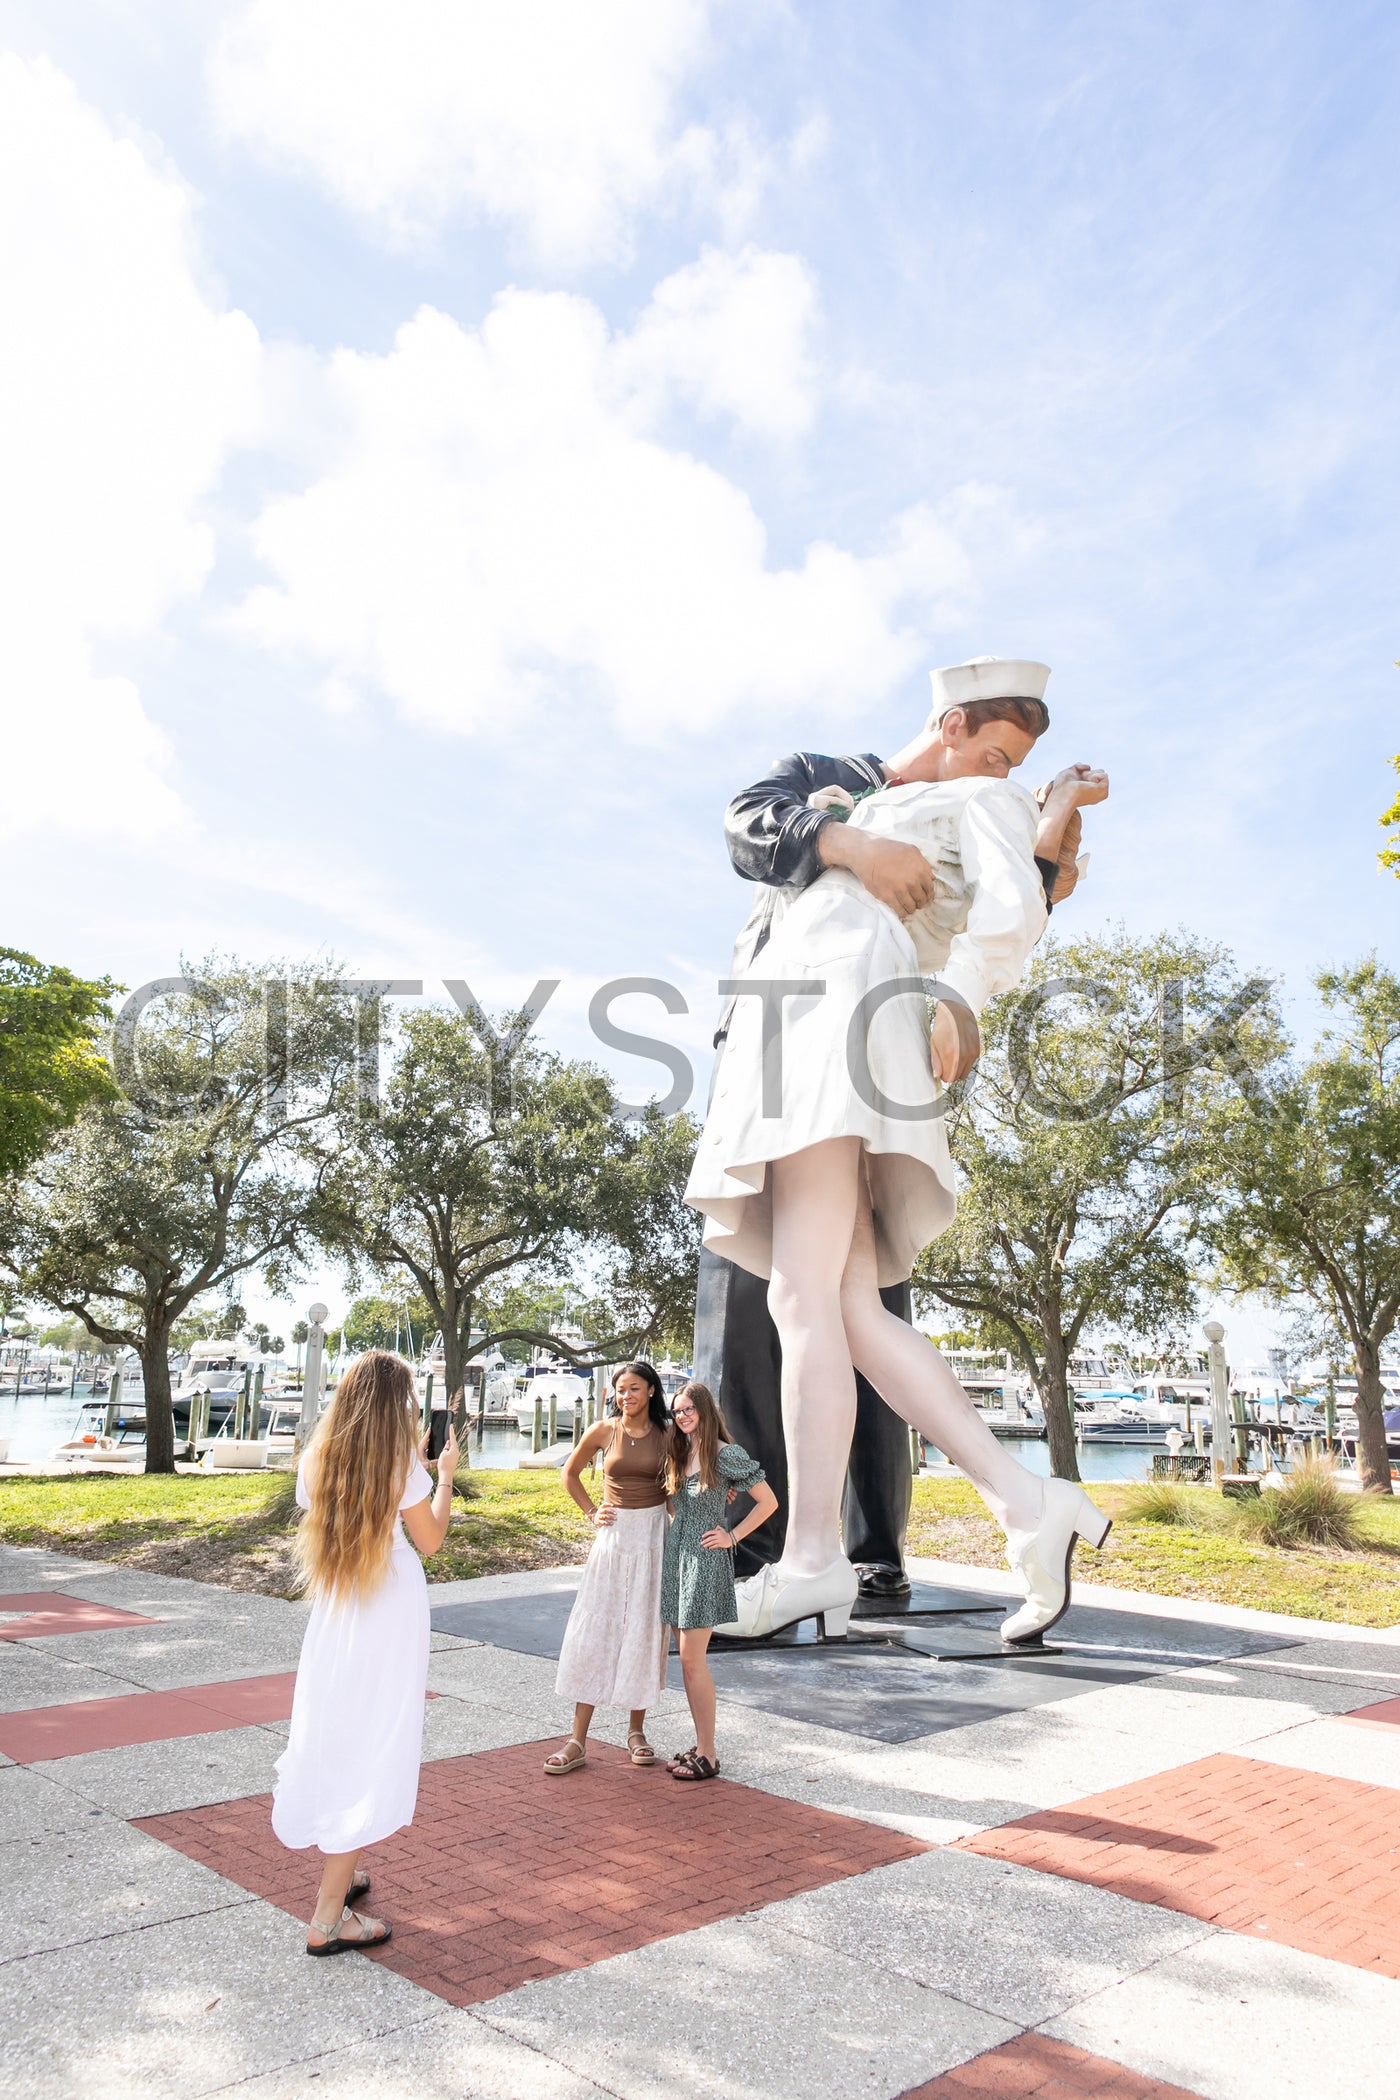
[929,656,1051,721]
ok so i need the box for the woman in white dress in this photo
[686,660,1111,1646]
[273,1349,457,1954]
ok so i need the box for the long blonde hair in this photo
[663,1379,732,1496]
[295,1350,418,1605]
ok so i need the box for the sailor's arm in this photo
[818,819,938,917]
[723,752,936,914]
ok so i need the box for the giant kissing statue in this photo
[686,657,1110,1644]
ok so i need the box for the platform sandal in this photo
[627,1730,657,1767]
[671,1750,720,1782]
[306,1908,392,1956]
[544,1736,587,1775]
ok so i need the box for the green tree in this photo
[319,1005,700,1445]
[1210,957,1400,1493]
[0,949,116,1180]
[914,931,1280,1480]
[342,1291,437,1357]
[0,960,355,1472]
[1380,754,1400,874]
[38,1317,103,1355]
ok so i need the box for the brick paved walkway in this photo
[138,1736,926,2006]
[1343,1695,1400,1730]
[900,2033,1204,2097]
[0,1589,162,1640]
[961,1751,1400,1976]
[0,1669,304,1759]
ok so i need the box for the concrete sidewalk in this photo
[2,1540,1398,2100]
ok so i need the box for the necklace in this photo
[621,1416,652,1441]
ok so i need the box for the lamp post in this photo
[1204,1319,1231,1482]
[298,1302,328,1451]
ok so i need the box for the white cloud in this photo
[0,55,262,837]
[210,0,746,266]
[618,245,819,439]
[235,284,1011,740]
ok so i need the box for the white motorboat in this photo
[508,1372,591,1435]
[48,1431,142,1467]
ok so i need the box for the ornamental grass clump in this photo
[1234,1452,1363,1550]
[1121,1480,1202,1527]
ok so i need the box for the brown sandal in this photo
[671,1750,720,1782]
[544,1736,586,1776]
[306,1908,392,1956]
[627,1730,656,1767]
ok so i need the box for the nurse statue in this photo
[686,657,1110,1645]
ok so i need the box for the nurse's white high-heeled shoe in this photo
[1000,1478,1112,1645]
[714,1554,858,1640]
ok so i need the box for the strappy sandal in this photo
[627,1730,656,1767]
[306,1908,392,1956]
[544,1736,587,1776]
[346,1870,371,1903]
[671,1750,720,1782]
[667,1742,698,1772]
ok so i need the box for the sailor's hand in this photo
[1039,764,1109,809]
[930,1000,981,1084]
[825,829,936,917]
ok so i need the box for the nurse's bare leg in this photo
[766,1136,863,1578]
[838,1178,1043,1537]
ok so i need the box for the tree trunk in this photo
[1353,1336,1393,1495]
[141,1329,176,1475]
[1039,1332,1081,1482]
[441,1314,470,1465]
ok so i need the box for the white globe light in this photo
[308,1302,329,1324]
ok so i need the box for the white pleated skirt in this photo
[272,1544,430,1855]
[686,871,955,1286]
[554,1504,668,1711]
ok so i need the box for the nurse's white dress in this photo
[272,1456,433,1855]
[686,776,1047,1286]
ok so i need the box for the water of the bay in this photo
[1,1390,1161,1480]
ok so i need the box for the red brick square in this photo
[0,1673,301,1761]
[0,1590,163,1641]
[137,1735,926,2007]
[1342,1696,1400,1731]
[899,2033,1204,2098]
[959,1754,1400,1978]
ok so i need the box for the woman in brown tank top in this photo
[546,1361,670,1776]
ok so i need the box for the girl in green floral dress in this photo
[660,1381,778,1781]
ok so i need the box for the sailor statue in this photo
[688,657,1109,1644]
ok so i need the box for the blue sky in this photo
[2,1,1396,1339]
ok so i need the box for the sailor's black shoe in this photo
[854,1563,912,1599]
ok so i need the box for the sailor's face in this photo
[943,715,1037,779]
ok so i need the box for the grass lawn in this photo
[0,1466,595,1595]
[907,1476,1400,1627]
[4,1466,1398,1626]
